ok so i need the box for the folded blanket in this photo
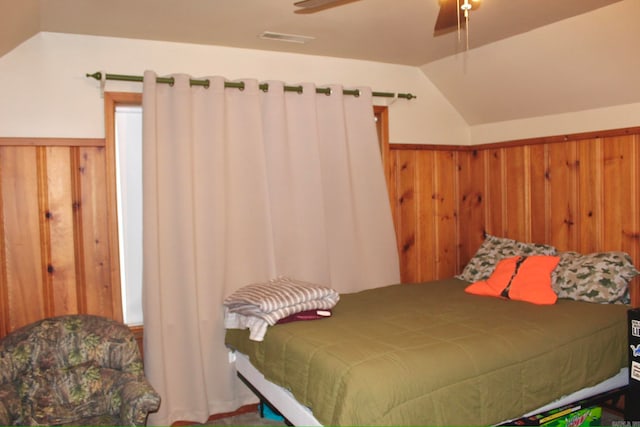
[224,276,339,341]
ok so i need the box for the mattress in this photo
[225,278,628,426]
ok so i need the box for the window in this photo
[114,104,143,325]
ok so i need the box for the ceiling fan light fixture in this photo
[461,0,472,16]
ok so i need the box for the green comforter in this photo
[225,278,628,426]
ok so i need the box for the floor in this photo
[204,409,285,426]
[203,407,625,426]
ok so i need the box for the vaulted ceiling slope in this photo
[2,0,638,126]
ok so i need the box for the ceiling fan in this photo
[294,0,482,35]
[434,0,481,34]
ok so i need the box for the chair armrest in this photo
[118,377,161,426]
[0,401,10,426]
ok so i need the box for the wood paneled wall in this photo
[388,128,640,306]
[0,137,121,337]
[2,118,639,340]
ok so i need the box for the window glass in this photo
[115,105,143,325]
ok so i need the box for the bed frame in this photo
[230,278,638,425]
[233,351,628,426]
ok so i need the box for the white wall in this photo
[0,32,468,145]
[421,0,640,145]
[470,102,640,145]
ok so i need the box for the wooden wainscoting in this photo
[389,127,640,306]
[0,137,122,337]
[2,125,639,337]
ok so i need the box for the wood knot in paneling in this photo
[461,192,483,206]
[399,189,413,204]
[402,235,415,253]
[623,230,640,240]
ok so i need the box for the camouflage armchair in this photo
[0,315,161,426]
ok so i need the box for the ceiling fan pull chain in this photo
[457,0,461,43]
[466,6,470,50]
[461,0,472,51]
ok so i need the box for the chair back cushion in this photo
[0,315,145,424]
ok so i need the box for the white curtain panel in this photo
[141,71,400,425]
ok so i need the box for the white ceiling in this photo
[2,0,638,125]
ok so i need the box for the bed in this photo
[224,236,639,425]
[225,277,630,425]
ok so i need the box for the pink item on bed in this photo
[276,309,332,324]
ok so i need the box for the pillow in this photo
[456,234,557,283]
[551,251,639,304]
[465,255,560,305]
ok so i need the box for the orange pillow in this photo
[465,255,560,305]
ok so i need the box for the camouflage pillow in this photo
[552,251,639,304]
[456,234,557,283]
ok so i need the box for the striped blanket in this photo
[223,276,340,341]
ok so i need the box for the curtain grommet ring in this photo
[354,89,360,98]
[325,88,331,96]
[168,77,175,87]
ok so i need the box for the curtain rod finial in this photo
[398,93,416,100]
[86,71,102,81]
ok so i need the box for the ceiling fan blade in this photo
[294,0,361,14]
[434,0,459,32]
[433,0,481,35]
[295,0,341,7]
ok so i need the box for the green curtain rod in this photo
[86,72,416,100]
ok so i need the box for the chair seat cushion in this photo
[18,362,121,425]
[59,414,122,426]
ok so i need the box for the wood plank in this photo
[484,148,505,236]
[456,150,485,269]
[602,135,637,254]
[632,134,640,308]
[546,141,578,251]
[0,146,46,331]
[395,150,418,283]
[528,144,548,244]
[0,137,104,147]
[0,149,7,336]
[503,146,529,241]
[45,147,79,315]
[387,150,400,251]
[576,138,603,253]
[75,146,114,318]
[415,150,435,282]
[433,151,457,278]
